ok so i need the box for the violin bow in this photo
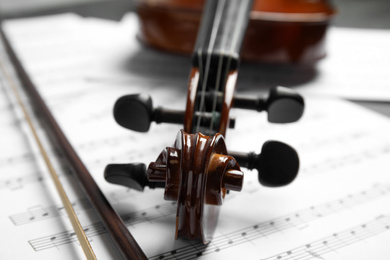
[0,27,147,260]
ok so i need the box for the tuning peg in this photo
[114,93,235,132]
[113,94,185,132]
[104,163,165,191]
[229,141,299,187]
[233,86,304,123]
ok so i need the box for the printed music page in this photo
[1,13,390,260]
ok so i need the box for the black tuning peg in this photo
[229,141,299,187]
[114,93,236,132]
[104,163,165,191]
[233,86,304,123]
[113,94,185,132]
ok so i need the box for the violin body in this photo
[137,0,336,63]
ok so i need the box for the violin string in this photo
[223,0,253,86]
[222,0,252,90]
[209,1,229,133]
[196,0,227,133]
[196,48,204,133]
[0,56,97,260]
[229,0,252,55]
[209,0,252,134]
[209,49,224,132]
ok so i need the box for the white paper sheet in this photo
[1,13,390,260]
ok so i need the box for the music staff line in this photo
[148,184,390,260]
[301,142,390,176]
[0,133,133,167]
[28,183,390,253]
[2,68,186,129]
[9,186,148,225]
[0,137,148,192]
[28,201,176,251]
[0,173,44,191]
[297,131,368,152]
[11,177,254,226]
[0,163,73,191]
[29,223,107,251]
[9,198,92,225]
[261,214,390,260]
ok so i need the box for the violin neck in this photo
[189,0,253,136]
[192,0,254,71]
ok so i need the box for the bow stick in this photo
[0,27,147,260]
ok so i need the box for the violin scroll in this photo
[147,130,243,242]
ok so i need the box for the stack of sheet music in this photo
[1,13,390,260]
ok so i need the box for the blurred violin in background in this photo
[137,0,336,63]
[105,0,335,244]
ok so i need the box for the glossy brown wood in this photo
[183,67,200,133]
[137,0,336,63]
[0,29,148,260]
[147,130,243,243]
[218,71,238,136]
[183,69,237,136]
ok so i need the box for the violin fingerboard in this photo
[192,0,254,71]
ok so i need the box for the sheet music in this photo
[1,13,390,260]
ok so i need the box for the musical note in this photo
[9,199,89,225]
[30,224,106,251]
[0,170,66,191]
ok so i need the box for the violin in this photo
[105,0,334,244]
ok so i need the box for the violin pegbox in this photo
[105,86,303,191]
[147,130,243,243]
